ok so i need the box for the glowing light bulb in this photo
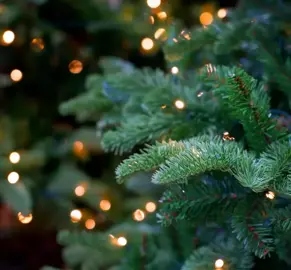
[157,11,167,20]
[141,38,154,51]
[145,202,157,213]
[154,28,166,40]
[175,100,185,110]
[133,209,145,222]
[85,219,96,230]
[9,152,20,164]
[171,66,179,74]
[146,0,161,9]
[18,212,33,224]
[73,141,84,152]
[2,30,15,45]
[117,237,127,246]
[266,191,275,200]
[70,209,82,223]
[100,200,111,211]
[215,259,224,268]
[200,12,213,25]
[75,185,85,197]
[10,69,23,82]
[69,60,83,74]
[217,8,227,19]
[7,172,19,184]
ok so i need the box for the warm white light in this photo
[9,152,20,164]
[146,0,161,9]
[154,28,166,40]
[2,30,15,45]
[174,100,185,109]
[70,209,82,223]
[157,11,167,20]
[100,200,111,211]
[200,12,213,25]
[75,185,85,197]
[117,237,127,246]
[10,69,23,82]
[85,219,96,230]
[141,38,154,50]
[266,191,275,200]
[149,16,155,24]
[215,259,224,268]
[18,212,33,224]
[217,8,227,19]
[133,209,145,222]
[145,202,157,213]
[171,66,179,74]
[7,172,19,184]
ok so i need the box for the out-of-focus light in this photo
[9,152,20,164]
[70,209,82,223]
[69,60,83,74]
[217,8,227,19]
[85,219,96,230]
[145,202,156,213]
[18,212,33,224]
[141,38,154,51]
[174,100,185,110]
[73,141,84,152]
[200,12,213,25]
[100,200,111,211]
[7,172,19,184]
[2,30,15,45]
[31,38,45,51]
[75,185,86,197]
[266,191,275,200]
[133,209,145,222]
[171,66,179,74]
[117,237,127,246]
[149,16,155,24]
[146,0,161,9]
[215,259,224,269]
[10,69,23,82]
[157,11,167,20]
[154,28,166,40]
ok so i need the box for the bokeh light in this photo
[10,69,23,82]
[75,185,86,197]
[133,209,145,222]
[200,12,213,25]
[70,209,82,223]
[141,38,154,51]
[100,200,111,211]
[2,30,15,45]
[215,259,224,268]
[31,38,45,51]
[9,152,20,164]
[7,172,19,184]
[145,202,157,213]
[69,60,83,74]
[117,237,127,246]
[217,8,227,19]
[85,219,96,230]
[154,28,166,40]
[174,99,185,109]
[18,213,33,224]
[171,66,179,74]
[146,0,161,9]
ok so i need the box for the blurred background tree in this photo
[0,0,243,269]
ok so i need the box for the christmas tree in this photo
[58,0,291,269]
